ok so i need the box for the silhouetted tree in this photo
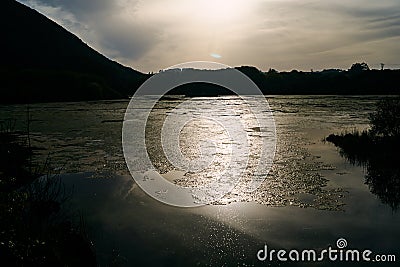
[369,97,400,137]
[349,62,370,72]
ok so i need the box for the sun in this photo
[192,0,249,25]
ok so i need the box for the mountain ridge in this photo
[1,0,148,103]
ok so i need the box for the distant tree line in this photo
[235,63,400,95]
[165,63,400,96]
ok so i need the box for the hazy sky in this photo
[19,0,400,72]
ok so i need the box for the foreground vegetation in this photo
[0,119,96,266]
[326,97,400,210]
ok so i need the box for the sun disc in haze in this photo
[193,0,248,25]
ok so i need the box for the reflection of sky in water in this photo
[60,169,400,266]
[0,96,383,210]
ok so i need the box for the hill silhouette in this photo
[1,0,148,103]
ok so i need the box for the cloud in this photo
[234,0,400,70]
[22,0,115,20]
[96,16,161,62]
[19,0,162,70]
[17,0,400,71]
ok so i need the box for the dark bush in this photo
[369,97,400,137]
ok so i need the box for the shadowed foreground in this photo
[0,120,96,266]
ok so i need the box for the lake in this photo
[1,95,398,266]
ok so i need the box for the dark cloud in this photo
[97,18,160,61]
[22,0,115,18]
[311,1,400,40]
[254,0,400,55]
[19,0,161,69]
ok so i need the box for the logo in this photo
[257,238,396,263]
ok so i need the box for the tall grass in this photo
[0,116,97,266]
[326,97,400,211]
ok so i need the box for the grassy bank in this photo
[326,97,400,210]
